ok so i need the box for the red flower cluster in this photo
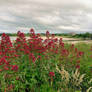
[0,33,19,72]
[0,28,88,92]
[49,72,55,77]
[11,65,18,71]
[0,57,18,72]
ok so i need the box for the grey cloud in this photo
[0,0,92,33]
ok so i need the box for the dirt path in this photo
[1,36,92,44]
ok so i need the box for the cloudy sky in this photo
[0,0,92,33]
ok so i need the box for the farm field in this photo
[0,29,92,92]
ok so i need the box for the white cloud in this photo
[17,27,30,31]
[0,14,16,22]
[36,15,60,25]
[58,25,80,30]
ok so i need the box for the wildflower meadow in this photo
[0,28,92,92]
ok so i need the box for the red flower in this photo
[30,28,34,33]
[77,51,84,58]
[49,72,55,77]
[61,49,69,56]
[2,33,6,37]
[76,65,80,69]
[75,48,78,52]
[14,54,19,57]
[0,57,8,65]
[79,51,84,56]
[4,65,9,70]
[7,84,13,91]
[11,65,18,71]
[29,53,36,63]
[0,69,2,72]
[46,31,50,38]
[71,44,74,48]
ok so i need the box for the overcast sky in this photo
[0,0,92,33]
